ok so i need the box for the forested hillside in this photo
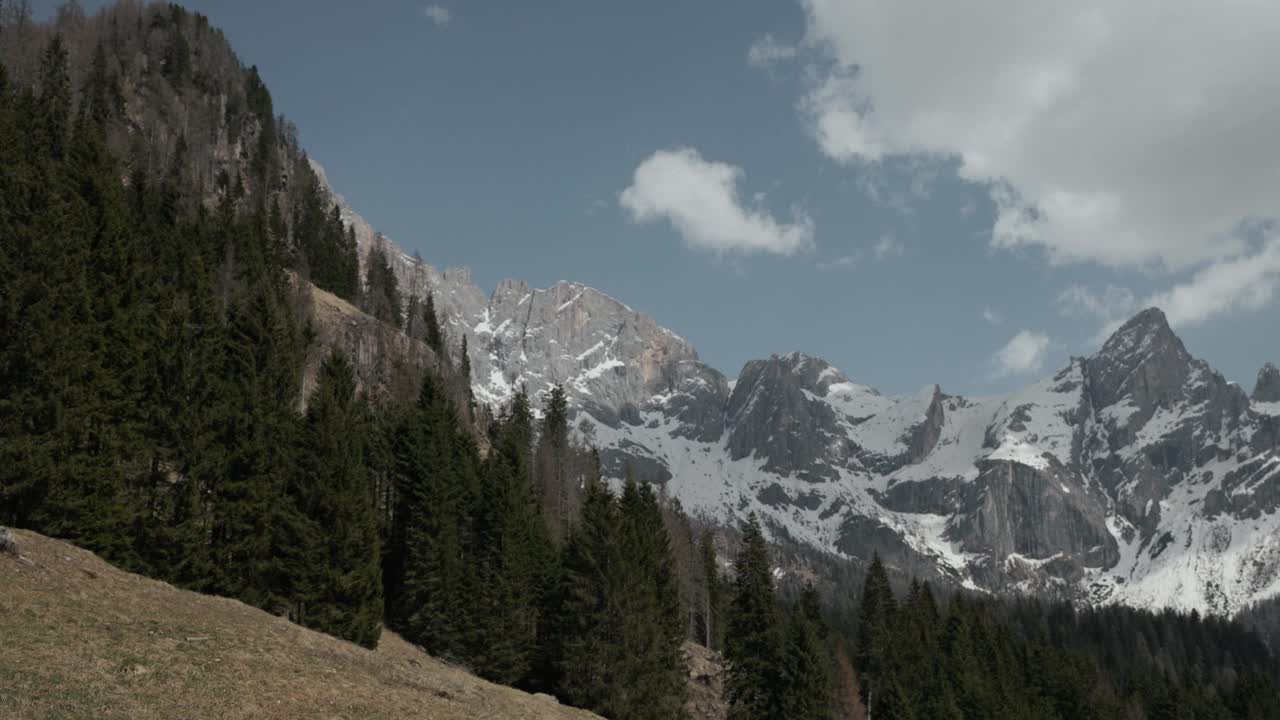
[1,3,1277,718]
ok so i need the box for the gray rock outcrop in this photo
[1255,362,1280,402]
[0,527,17,556]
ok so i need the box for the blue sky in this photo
[41,1,1280,396]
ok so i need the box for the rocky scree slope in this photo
[321,178,1280,616]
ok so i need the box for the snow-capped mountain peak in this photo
[322,172,1280,615]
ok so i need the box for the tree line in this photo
[0,22,712,717]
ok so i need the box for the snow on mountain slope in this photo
[316,167,1280,615]
[582,312,1277,614]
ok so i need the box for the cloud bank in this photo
[799,0,1280,273]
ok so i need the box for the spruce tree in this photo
[460,334,472,381]
[470,389,555,685]
[698,529,725,651]
[459,334,475,412]
[556,477,623,713]
[536,384,573,540]
[294,350,382,647]
[423,290,445,355]
[856,552,896,710]
[781,583,833,720]
[209,262,306,606]
[34,34,71,160]
[725,514,784,720]
[614,477,686,720]
[554,475,686,720]
[390,368,470,657]
[6,35,142,565]
[363,237,402,327]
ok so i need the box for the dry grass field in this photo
[0,529,600,720]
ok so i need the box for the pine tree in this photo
[363,237,402,327]
[556,477,623,713]
[698,529,725,651]
[209,262,307,606]
[872,674,916,720]
[460,334,472,381]
[459,334,475,411]
[725,514,785,720]
[614,477,686,720]
[292,170,357,301]
[856,553,896,710]
[390,368,470,657]
[781,583,833,720]
[34,34,71,160]
[293,350,382,647]
[536,384,573,540]
[423,290,445,355]
[470,389,555,685]
[4,35,143,565]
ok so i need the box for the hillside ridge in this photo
[0,529,600,720]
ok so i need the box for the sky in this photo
[38,0,1280,396]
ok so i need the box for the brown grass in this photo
[0,529,600,720]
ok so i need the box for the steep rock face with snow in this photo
[1255,363,1280,403]
[319,171,1280,615]
[584,306,1278,614]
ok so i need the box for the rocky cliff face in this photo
[302,283,437,407]
[317,172,1280,615]
[1255,363,1280,403]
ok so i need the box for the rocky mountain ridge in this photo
[319,174,1280,616]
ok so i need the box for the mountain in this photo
[0,529,600,720]
[323,187,1280,615]
[7,0,1270,618]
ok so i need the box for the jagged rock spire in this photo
[1087,307,1192,410]
[1254,362,1280,402]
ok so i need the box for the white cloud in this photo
[1056,283,1138,343]
[620,148,815,257]
[748,34,798,68]
[422,5,451,25]
[1057,283,1136,323]
[872,234,903,260]
[991,330,1051,378]
[1058,234,1280,339]
[1146,236,1280,327]
[982,307,1004,326]
[797,0,1280,272]
[817,253,859,270]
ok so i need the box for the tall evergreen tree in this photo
[781,583,833,720]
[536,384,573,540]
[389,368,470,657]
[470,389,555,684]
[556,476,686,720]
[34,34,70,160]
[362,236,402,327]
[459,334,475,412]
[614,477,687,719]
[556,476,623,713]
[725,514,785,720]
[208,262,307,605]
[292,350,382,647]
[698,529,726,651]
[423,290,445,355]
[856,553,896,711]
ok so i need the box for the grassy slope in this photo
[0,530,599,720]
